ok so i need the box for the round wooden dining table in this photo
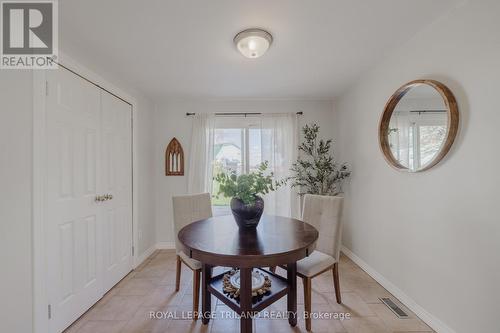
[178,214,319,333]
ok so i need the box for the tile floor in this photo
[64,250,434,333]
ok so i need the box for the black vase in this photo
[230,196,264,228]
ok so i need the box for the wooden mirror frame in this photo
[165,137,185,176]
[379,79,459,172]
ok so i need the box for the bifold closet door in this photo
[46,68,104,333]
[46,68,133,332]
[100,91,133,292]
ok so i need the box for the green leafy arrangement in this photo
[289,124,351,196]
[214,161,285,205]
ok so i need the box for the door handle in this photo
[95,194,113,202]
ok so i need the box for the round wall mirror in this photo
[379,80,459,172]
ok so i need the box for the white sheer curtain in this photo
[261,113,300,218]
[187,113,216,194]
[389,111,412,167]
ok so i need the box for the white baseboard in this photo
[134,244,156,268]
[341,246,455,333]
[156,241,176,250]
[134,242,176,268]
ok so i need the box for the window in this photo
[211,118,264,207]
[389,111,447,170]
[186,113,297,217]
[418,125,446,166]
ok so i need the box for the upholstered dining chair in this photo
[298,194,344,331]
[172,193,213,320]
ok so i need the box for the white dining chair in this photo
[172,193,213,320]
[298,194,344,331]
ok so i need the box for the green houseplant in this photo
[289,124,351,196]
[214,161,284,228]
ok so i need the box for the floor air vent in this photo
[379,298,409,319]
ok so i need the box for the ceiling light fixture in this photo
[234,28,273,59]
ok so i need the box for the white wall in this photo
[334,1,500,332]
[154,99,335,245]
[0,71,34,333]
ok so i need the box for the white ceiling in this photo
[60,0,459,101]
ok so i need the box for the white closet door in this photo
[46,69,103,333]
[100,91,133,292]
[46,68,133,332]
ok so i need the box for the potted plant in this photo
[214,161,284,228]
[289,124,351,196]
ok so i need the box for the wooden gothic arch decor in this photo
[165,137,184,176]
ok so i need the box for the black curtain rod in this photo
[409,110,447,113]
[186,111,303,116]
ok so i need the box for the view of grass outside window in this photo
[212,127,264,206]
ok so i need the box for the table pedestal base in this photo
[239,267,253,333]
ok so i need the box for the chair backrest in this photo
[172,193,213,251]
[302,194,344,260]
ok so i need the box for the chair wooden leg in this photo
[193,269,201,320]
[333,262,341,304]
[269,266,276,273]
[175,255,181,292]
[303,277,312,332]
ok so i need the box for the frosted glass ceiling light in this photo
[234,28,273,59]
